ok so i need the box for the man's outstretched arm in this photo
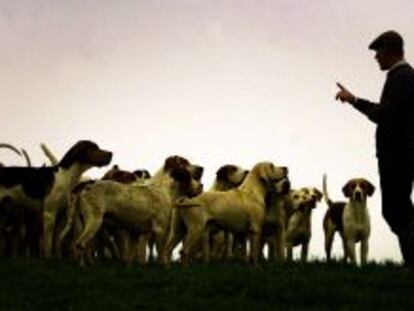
[335,82,381,123]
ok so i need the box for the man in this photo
[335,30,414,266]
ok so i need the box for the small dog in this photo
[0,140,112,258]
[284,187,322,262]
[322,174,375,264]
[174,162,288,266]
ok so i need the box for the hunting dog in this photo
[322,174,375,264]
[0,140,112,258]
[284,187,322,262]
[62,156,203,266]
[162,164,249,263]
[209,165,250,260]
[174,162,288,266]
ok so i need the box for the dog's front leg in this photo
[162,226,183,265]
[202,230,210,264]
[286,243,293,261]
[360,239,369,265]
[345,238,357,264]
[42,208,56,258]
[181,226,204,266]
[249,231,261,266]
[225,232,234,260]
[275,226,286,262]
[300,242,309,262]
[341,235,349,263]
[136,234,148,265]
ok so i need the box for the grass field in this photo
[0,259,413,310]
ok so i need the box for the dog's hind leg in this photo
[250,232,261,266]
[162,215,185,265]
[286,243,293,261]
[180,226,204,265]
[151,220,166,263]
[324,228,335,261]
[75,215,103,266]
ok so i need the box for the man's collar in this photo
[389,59,407,72]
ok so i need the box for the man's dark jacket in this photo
[352,63,414,158]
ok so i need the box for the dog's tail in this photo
[322,173,334,208]
[174,197,202,209]
[0,143,31,166]
[40,143,58,166]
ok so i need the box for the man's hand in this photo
[335,82,357,104]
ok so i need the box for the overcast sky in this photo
[1,0,414,263]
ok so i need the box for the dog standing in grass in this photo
[323,174,375,264]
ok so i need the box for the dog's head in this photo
[133,169,151,180]
[170,167,203,198]
[298,187,323,209]
[252,162,288,186]
[289,188,319,213]
[102,165,137,184]
[59,140,112,169]
[342,178,375,202]
[163,155,203,182]
[214,164,249,191]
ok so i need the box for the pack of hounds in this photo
[0,140,375,266]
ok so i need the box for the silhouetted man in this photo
[335,30,414,266]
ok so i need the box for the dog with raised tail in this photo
[322,174,375,265]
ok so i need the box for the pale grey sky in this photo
[1,0,414,262]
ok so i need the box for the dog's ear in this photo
[191,165,204,181]
[216,165,236,181]
[170,167,191,184]
[342,181,353,198]
[363,180,375,197]
[59,140,98,168]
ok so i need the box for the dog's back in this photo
[0,166,56,202]
[322,174,346,233]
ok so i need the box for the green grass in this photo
[0,259,413,310]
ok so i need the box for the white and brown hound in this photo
[0,140,112,258]
[323,174,375,265]
[62,155,203,266]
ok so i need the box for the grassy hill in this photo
[0,259,413,310]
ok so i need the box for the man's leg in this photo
[378,155,414,266]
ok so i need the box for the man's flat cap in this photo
[368,30,404,51]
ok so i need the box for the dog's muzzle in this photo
[354,191,364,202]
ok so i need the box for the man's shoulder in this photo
[388,63,414,82]
[391,63,414,75]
